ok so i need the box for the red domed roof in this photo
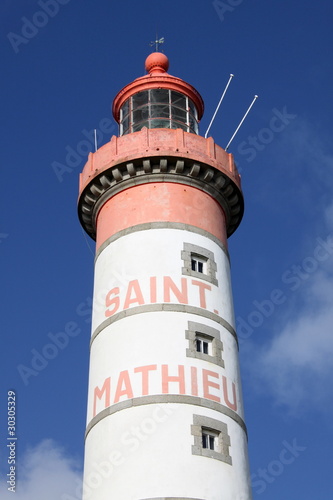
[145,52,169,74]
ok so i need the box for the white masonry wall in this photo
[82,227,252,500]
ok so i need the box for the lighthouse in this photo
[78,51,252,500]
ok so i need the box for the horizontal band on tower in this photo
[95,221,230,262]
[90,304,238,348]
[85,394,247,440]
[78,153,243,240]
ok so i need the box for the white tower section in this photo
[78,52,252,500]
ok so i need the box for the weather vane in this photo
[150,36,164,52]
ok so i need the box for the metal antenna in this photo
[150,36,164,52]
[94,129,98,152]
[225,95,258,151]
[204,74,234,138]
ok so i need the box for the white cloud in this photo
[0,440,82,500]
[248,233,333,414]
[245,118,333,414]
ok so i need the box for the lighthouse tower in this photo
[78,52,252,500]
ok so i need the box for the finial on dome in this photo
[145,52,169,75]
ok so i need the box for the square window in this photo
[133,106,149,122]
[150,104,170,118]
[196,334,211,355]
[171,106,187,122]
[150,88,170,104]
[182,243,218,286]
[191,415,232,464]
[132,91,149,107]
[202,429,218,450]
[191,255,207,274]
[186,322,224,368]
[171,90,186,108]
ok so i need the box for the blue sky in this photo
[1,0,333,498]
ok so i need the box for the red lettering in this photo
[105,287,120,317]
[162,364,185,394]
[191,280,211,309]
[93,377,111,417]
[222,375,237,411]
[191,366,198,396]
[123,280,145,309]
[164,277,188,304]
[203,369,220,402]
[114,371,133,403]
[150,276,157,303]
[134,365,157,395]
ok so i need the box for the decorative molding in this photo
[95,222,230,262]
[85,394,247,440]
[90,304,238,348]
[78,156,243,240]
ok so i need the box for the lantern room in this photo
[112,51,204,136]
